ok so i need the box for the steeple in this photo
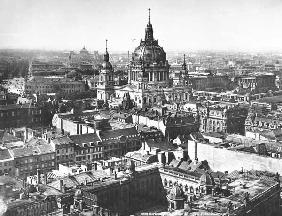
[145,8,154,42]
[104,39,109,62]
[182,54,187,71]
[148,8,151,24]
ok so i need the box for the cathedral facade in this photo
[98,10,191,107]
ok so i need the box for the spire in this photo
[182,54,187,71]
[148,8,151,24]
[104,39,109,62]
[106,39,108,53]
[145,8,154,42]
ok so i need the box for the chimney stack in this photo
[60,179,65,193]
[114,171,117,180]
[44,173,48,184]
[37,169,40,185]
[195,141,198,161]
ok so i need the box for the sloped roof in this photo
[0,147,13,161]
[70,133,100,146]
[145,139,177,151]
[0,131,19,144]
[99,127,138,140]
[52,136,75,146]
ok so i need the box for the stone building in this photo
[0,147,14,176]
[50,136,76,168]
[199,103,248,135]
[0,104,43,129]
[25,77,85,95]
[235,72,276,93]
[11,139,55,178]
[114,10,190,108]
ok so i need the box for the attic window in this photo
[83,143,88,147]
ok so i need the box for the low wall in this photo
[188,140,282,175]
[132,114,166,135]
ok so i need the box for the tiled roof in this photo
[52,136,74,146]
[145,139,177,151]
[99,127,138,140]
[0,131,19,143]
[0,147,13,161]
[12,146,37,158]
[12,142,54,158]
[125,152,156,163]
[36,143,54,154]
[70,133,100,146]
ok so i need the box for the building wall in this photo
[14,153,55,178]
[132,114,166,135]
[0,158,14,176]
[188,140,282,175]
[25,80,85,94]
[0,106,43,129]
[53,116,95,135]
[82,167,165,215]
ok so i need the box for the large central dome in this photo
[132,11,167,65]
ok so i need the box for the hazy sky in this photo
[1,0,282,52]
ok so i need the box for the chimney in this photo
[85,179,88,185]
[60,179,64,193]
[44,173,48,184]
[114,171,117,180]
[195,141,198,161]
[146,151,149,155]
[37,169,40,185]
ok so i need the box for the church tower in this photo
[128,9,170,107]
[97,40,114,102]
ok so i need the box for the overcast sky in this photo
[0,0,282,52]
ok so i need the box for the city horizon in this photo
[1,0,282,52]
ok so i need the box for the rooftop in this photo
[0,147,13,161]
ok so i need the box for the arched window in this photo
[164,179,167,186]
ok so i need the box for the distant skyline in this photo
[1,0,282,53]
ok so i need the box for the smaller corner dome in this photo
[74,189,82,198]
[200,172,215,186]
[167,185,185,200]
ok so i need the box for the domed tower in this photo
[97,39,114,102]
[128,9,170,106]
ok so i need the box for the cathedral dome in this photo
[132,42,166,65]
[131,9,167,65]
